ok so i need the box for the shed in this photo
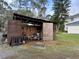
[7,13,54,46]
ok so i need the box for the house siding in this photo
[68,25,79,34]
[65,14,79,32]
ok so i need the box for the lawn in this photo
[56,32,79,46]
[3,33,79,59]
[57,32,79,41]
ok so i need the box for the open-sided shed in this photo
[7,13,54,46]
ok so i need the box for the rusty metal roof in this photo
[13,13,51,23]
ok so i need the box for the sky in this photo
[5,0,79,16]
[69,0,79,15]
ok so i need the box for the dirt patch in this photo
[23,40,58,48]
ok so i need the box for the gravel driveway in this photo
[0,50,15,59]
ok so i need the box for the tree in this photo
[36,0,47,18]
[11,0,35,17]
[15,9,34,16]
[0,0,12,31]
[11,0,48,19]
[52,0,70,31]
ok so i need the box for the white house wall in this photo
[68,25,79,34]
[64,23,68,31]
[74,17,79,21]
[65,17,79,31]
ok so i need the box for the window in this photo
[71,18,74,21]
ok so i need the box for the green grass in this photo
[56,32,79,46]
[57,32,79,41]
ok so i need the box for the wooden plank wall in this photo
[7,20,22,44]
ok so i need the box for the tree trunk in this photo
[53,24,57,40]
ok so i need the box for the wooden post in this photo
[43,23,53,41]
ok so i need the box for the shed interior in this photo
[13,13,49,40]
